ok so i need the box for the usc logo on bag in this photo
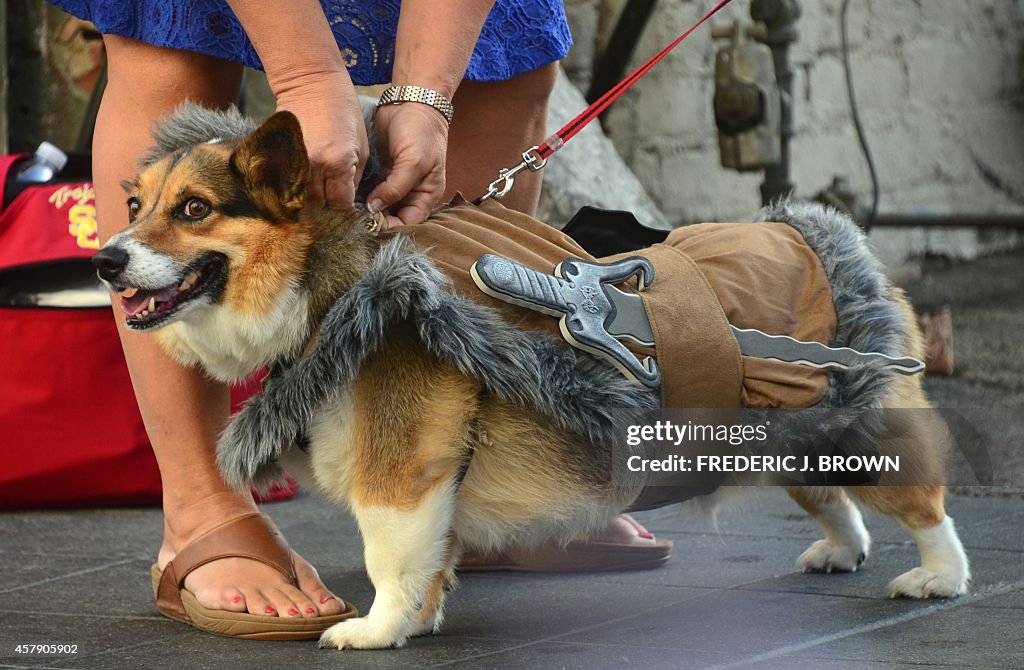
[49,184,98,250]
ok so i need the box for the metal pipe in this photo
[586,0,658,113]
[750,0,802,207]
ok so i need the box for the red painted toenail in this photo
[232,595,242,604]
[265,606,275,614]
[320,596,335,604]
[287,608,299,616]
[306,607,315,614]
[637,530,654,540]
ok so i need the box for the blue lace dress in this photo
[51,0,571,85]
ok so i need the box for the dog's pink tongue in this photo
[120,286,177,316]
[120,291,151,316]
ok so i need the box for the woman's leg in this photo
[446,62,660,550]
[95,35,346,618]
[445,62,557,214]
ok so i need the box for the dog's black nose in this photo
[92,247,130,281]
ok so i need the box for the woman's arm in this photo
[368,0,496,227]
[225,0,496,223]
[391,1,496,99]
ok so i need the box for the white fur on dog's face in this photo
[99,230,227,332]
[102,232,185,293]
[156,282,310,383]
[99,224,311,381]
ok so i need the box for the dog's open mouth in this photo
[121,254,227,330]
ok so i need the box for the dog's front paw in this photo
[798,539,868,574]
[887,567,968,599]
[318,617,409,650]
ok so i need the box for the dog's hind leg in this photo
[787,487,871,573]
[849,484,969,598]
[847,378,969,598]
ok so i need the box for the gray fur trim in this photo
[217,238,658,489]
[143,104,258,166]
[756,199,906,409]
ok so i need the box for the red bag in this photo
[0,153,163,509]
[0,154,295,509]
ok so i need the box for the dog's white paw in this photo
[887,567,968,599]
[318,617,409,650]
[798,539,868,574]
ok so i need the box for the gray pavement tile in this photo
[51,634,529,670]
[745,659,979,670]
[432,640,743,670]
[0,509,160,559]
[969,590,1024,609]
[784,600,1024,670]
[3,558,161,618]
[0,615,182,669]
[556,588,932,654]
[0,555,137,595]
[442,575,708,641]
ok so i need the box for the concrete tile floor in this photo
[2,250,1022,669]
[1,491,1022,669]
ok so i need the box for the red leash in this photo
[478,0,735,203]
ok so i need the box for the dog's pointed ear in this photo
[230,111,309,217]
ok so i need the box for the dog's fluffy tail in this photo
[755,200,910,409]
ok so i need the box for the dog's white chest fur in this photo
[158,286,311,382]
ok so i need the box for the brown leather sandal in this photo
[458,538,673,573]
[151,512,357,640]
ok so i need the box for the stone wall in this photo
[563,0,1024,262]
[6,2,105,154]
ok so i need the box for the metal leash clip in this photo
[479,146,547,202]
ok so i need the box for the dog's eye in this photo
[182,198,211,220]
[127,197,141,222]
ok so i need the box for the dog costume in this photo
[219,196,909,510]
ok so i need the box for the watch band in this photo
[377,85,455,125]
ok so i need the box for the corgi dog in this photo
[92,107,970,650]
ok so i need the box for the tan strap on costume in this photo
[156,513,294,621]
[626,245,743,408]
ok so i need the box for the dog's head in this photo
[93,111,314,331]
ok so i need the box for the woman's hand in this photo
[274,69,370,212]
[366,102,450,229]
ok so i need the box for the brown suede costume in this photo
[392,196,837,411]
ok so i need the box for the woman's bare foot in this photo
[457,513,667,572]
[157,492,347,619]
[586,514,657,545]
